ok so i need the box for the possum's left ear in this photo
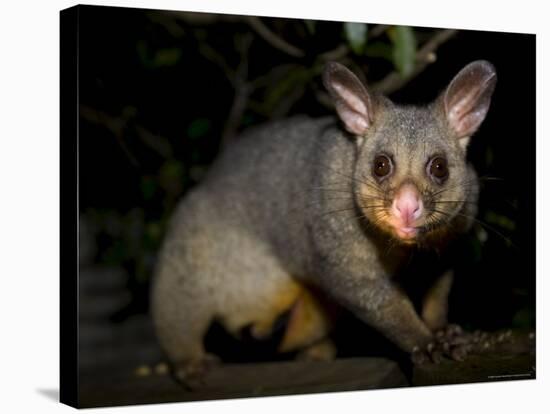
[323,61,375,136]
[441,60,497,142]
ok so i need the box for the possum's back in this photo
[204,116,334,214]
[182,115,340,271]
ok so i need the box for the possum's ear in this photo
[323,62,374,136]
[441,60,497,141]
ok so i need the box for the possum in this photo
[151,60,497,387]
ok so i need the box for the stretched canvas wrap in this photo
[60,4,536,408]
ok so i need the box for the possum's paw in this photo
[412,324,472,364]
[172,353,221,390]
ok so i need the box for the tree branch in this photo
[245,16,305,58]
[370,24,389,38]
[80,106,173,163]
[221,34,254,147]
[197,43,236,83]
[319,24,389,62]
[372,29,458,95]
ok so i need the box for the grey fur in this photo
[151,61,496,376]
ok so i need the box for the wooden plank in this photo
[412,331,535,386]
[79,357,407,408]
[78,330,535,408]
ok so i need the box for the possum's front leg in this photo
[319,268,471,364]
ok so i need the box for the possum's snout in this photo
[386,183,424,241]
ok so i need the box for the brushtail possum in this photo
[151,60,497,386]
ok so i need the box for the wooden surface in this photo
[77,222,535,408]
[79,357,407,407]
[413,331,535,386]
[78,331,535,408]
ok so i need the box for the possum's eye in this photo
[373,154,393,179]
[427,156,449,183]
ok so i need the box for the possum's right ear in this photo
[323,62,374,136]
[441,60,497,141]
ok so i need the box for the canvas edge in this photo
[60,4,80,409]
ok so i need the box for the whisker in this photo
[325,209,375,224]
[478,175,505,182]
[310,189,355,196]
[311,188,387,202]
[312,161,373,188]
[317,208,357,218]
[359,176,384,192]
[431,208,516,248]
[309,195,388,208]
[309,185,353,192]
[434,200,478,205]
[430,178,479,197]
[430,175,503,198]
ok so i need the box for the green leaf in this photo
[158,159,185,196]
[153,48,182,67]
[160,160,184,181]
[484,210,516,232]
[388,26,417,77]
[145,221,163,245]
[136,41,182,68]
[140,176,156,201]
[187,118,211,140]
[364,41,393,61]
[264,67,310,112]
[512,308,535,329]
[304,20,316,35]
[344,22,368,55]
[485,147,494,166]
[136,40,150,65]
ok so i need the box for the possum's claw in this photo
[412,324,473,364]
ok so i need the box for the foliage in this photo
[388,26,417,77]
[79,8,532,327]
[344,22,368,55]
[81,13,435,284]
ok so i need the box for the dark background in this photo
[77,5,535,370]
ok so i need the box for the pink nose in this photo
[392,184,423,226]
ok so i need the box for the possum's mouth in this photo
[393,225,419,240]
[360,207,424,244]
[386,216,448,244]
[388,212,453,244]
[384,214,423,242]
